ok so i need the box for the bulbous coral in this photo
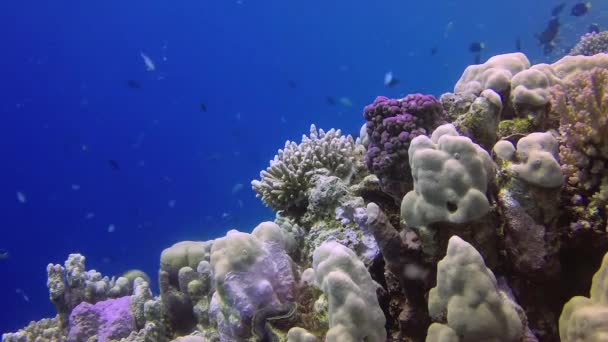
[550,67,608,232]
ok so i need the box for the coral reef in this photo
[8,51,608,342]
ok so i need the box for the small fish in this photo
[431,46,438,55]
[71,184,80,191]
[107,224,116,233]
[326,96,336,105]
[0,249,9,260]
[232,183,244,194]
[127,80,141,89]
[200,103,207,112]
[571,2,591,16]
[140,52,156,71]
[588,23,600,33]
[108,160,120,170]
[537,18,560,45]
[515,37,522,51]
[16,191,26,203]
[474,53,481,64]
[287,80,297,88]
[338,97,353,107]
[444,21,454,38]
[15,288,29,303]
[551,3,566,16]
[85,212,95,219]
[384,71,399,87]
[469,42,485,53]
[221,212,230,219]
[168,200,176,208]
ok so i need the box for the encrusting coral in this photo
[363,93,446,202]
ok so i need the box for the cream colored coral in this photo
[560,251,608,341]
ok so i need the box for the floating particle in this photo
[85,212,95,219]
[15,288,29,302]
[140,52,156,71]
[0,249,8,260]
[339,97,353,107]
[71,184,80,191]
[384,71,399,87]
[16,192,26,203]
[168,200,176,208]
[232,183,244,194]
[221,212,230,219]
[107,224,116,233]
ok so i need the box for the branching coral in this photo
[569,32,608,56]
[252,125,365,212]
[550,67,608,231]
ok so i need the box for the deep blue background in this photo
[0,0,605,333]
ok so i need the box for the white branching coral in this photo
[251,124,365,212]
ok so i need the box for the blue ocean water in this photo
[0,0,604,334]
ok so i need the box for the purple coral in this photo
[67,296,136,342]
[363,93,445,202]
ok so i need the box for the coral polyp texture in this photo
[251,124,366,213]
[363,93,445,202]
[551,67,608,232]
[7,52,608,342]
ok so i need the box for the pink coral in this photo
[551,67,608,232]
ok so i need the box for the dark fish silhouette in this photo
[588,23,600,33]
[431,46,438,55]
[571,2,591,16]
[515,37,522,51]
[200,103,207,112]
[108,160,120,170]
[287,80,297,88]
[326,96,336,105]
[127,80,141,89]
[551,3,566,16]
[469,42,485,53]
[537,17,560,49]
